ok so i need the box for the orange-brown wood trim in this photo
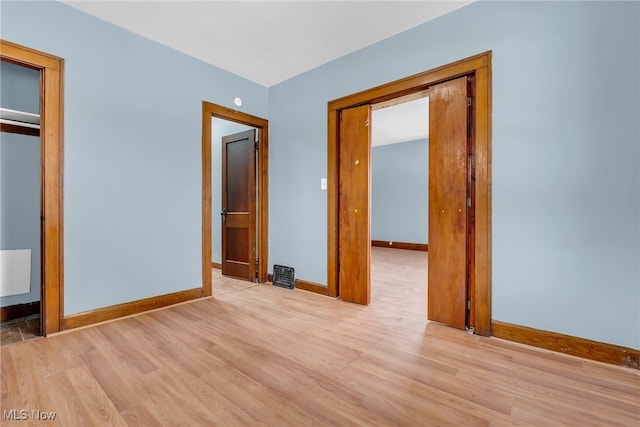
[328,51,492,336]
[492,321,640,369]
[0,41,62,71]
[0,301,41,322]
[211,262,222,270]
[266,274,331,297]
[371,240,428,252]
[327,111,339,298]
[1,40,64,336]
[0,123,40,136]
[330,52,490,111]
[62,288,204,330]
[202,104,213,296]
[257,123,269,284]
[473,63,492,337]
[202,102,269,296]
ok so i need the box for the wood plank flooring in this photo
[1,247,638,426]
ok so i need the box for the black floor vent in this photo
[273,265,295,289]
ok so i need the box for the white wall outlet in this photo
[320,178,327,190]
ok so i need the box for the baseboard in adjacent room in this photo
[492,320,640,369]
[212,262,222,269]
[0,301,40,322]
[371,240,428,251]
[295,279,330,296]
[63,288,204,330]
[266,274,330,297]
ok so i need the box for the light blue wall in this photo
[211,118,254,264]
[1,1,267,315]
[0,134,41,307]
[268,1,640,349]
[1,61,40,114]
[372,139,428,244]
[0,61,41,307]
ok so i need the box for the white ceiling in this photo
[62,0,470,88]
[372,97,429,147]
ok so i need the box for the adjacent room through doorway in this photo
[211,117,260,294]
[370,96,429,320]
[328,52,491,335]
[201,101,269,298]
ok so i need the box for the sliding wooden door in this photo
[427,76,470,329]
[338,105,371,304]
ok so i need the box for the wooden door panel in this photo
[338,105,371,304]
[226,228,249,262]
[224,214,249,228]
[428,77,469,329]
[222,130,256,281]
[226,142,251,211]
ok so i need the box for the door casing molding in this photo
[201,102,269,295]
[1,40,65,335]
[327,51,492,336]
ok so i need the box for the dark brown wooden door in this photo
[338,105,371,304]
[222,129,257,281]
[428,76,469,329]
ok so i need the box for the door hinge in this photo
[467,300,471,310]
[467,97,472,107]
[467,197,472,207]
[255,141,259,151]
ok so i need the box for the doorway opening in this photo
[212,119,260,292]
[370,94,429,320]
[0,40,64,337]
[201,102,268,297]
[328,52,491,336]
[0,60,42,344]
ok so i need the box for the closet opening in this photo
[0,40,64,337]
[0,60,42,344]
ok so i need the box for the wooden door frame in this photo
[327,51,492,336]
[201,101,268,296]
[1,40,65,335]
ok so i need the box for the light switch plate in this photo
[320,178,327,190]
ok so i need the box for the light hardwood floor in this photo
[1,248,638,426]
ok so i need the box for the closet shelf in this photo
[0,107,40,130]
